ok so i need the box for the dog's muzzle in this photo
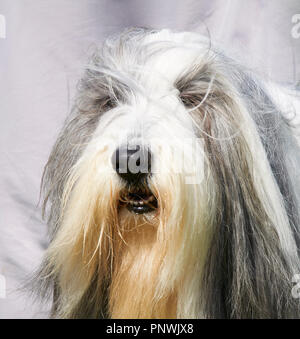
[112,145,158,214]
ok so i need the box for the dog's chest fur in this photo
[108,212,177,318]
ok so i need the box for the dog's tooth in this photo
[120,190,157,211]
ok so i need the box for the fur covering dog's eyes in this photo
[179,91,201,109]
[101,97,116,111]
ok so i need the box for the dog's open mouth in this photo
[119,190,158,214]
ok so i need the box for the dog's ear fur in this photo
[179,62,300,318]
[38,61,113,317]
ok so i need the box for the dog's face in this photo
[40,29,300,319]
[69,29,210,228]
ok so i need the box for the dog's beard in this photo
[110,182,172,318]
[41,136,211,318]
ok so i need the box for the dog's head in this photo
[39,28,300,318]
[70,29,212,215]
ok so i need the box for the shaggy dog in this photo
[37,28,300,318]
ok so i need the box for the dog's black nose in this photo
[112,145,151,184]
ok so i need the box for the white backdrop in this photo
[0,0,299,318]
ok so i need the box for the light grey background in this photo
[0,0,299,318]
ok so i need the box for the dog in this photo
[36,28,300,318]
